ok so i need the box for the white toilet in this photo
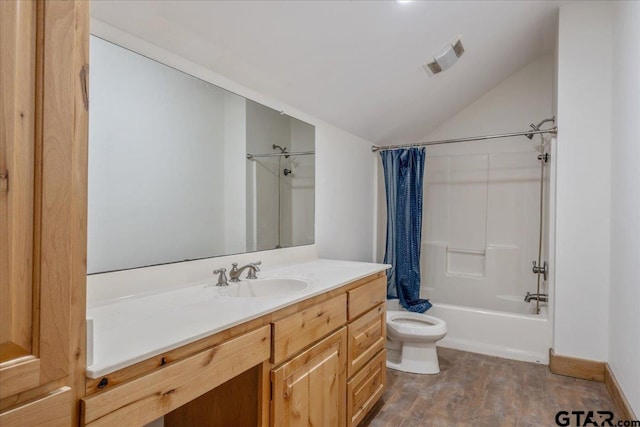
[386,300,447,374]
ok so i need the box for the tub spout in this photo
[524,292,548,303]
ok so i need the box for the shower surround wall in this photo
[378,54,554,314]
[422,149,546,313]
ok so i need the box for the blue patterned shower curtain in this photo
[380,147,432,313]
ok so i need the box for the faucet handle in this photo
[213,268,228,286]
[246,261,262,280]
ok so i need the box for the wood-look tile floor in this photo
[366,348,617,427]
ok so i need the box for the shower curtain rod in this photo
[246,150,315,159]
[371,126,558,152]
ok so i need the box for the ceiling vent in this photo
[423,38,464,76]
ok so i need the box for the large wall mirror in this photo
[88,36,315,274]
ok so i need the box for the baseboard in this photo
[604,364,637,421]
[548,348,605,382]
[549,349,637,421]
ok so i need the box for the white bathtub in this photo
[431,302,550,364]
[387,299,551,364]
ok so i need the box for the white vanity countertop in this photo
[86,259,389,378]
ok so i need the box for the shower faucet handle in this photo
[531,261,549,282]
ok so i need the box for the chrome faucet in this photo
[524,292,548,303]
[229,261,262,282]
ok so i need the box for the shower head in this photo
[525,116,556,139]
[272,144,289,158]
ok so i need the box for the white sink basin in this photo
[220,278,309,298]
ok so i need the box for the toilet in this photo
[386,300,447,374]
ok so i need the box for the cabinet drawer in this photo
[272,294,347,365]
[0,387,71,427]
[81,326,271,427]
[347,349,386,427]
[347,304,385,378]
[348,276,386,320]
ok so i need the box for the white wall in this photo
[315,124,374,262]
[90,19,376,267]
[424,54,554,145]
[554,2,612,361]
[609,1,640,416]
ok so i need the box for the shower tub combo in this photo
[422,127,553,364]
[377,120,555,365]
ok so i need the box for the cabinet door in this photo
[0,0,38,397]
[272,328,347,427]
[0,1,88,425]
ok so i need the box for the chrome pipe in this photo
[371,126,557,152]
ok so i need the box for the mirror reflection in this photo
[87,36,315,274]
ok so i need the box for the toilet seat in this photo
[387,311,447,341]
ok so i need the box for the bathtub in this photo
[387,299,551,364]
[430,302,551,364]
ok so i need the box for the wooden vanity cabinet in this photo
[270,273,387,427]
[0,1,89,426]
[80,273,387,427]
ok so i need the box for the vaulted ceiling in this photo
[91,0,559,145]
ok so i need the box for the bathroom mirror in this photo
[87,36,315,274]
